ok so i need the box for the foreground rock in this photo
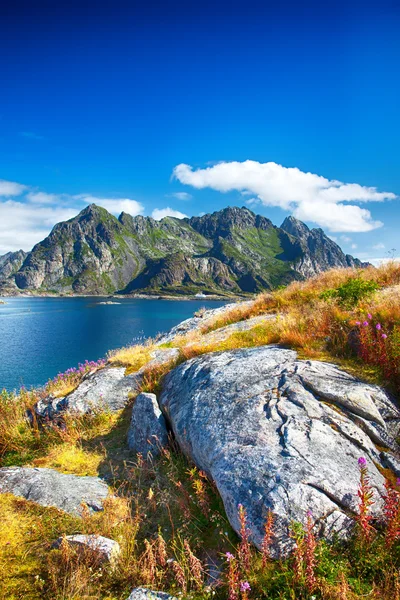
[160,345,400,557]
[128,393,169,457]
[53,534,120,563]
[0,467,109,515]
[35,348,180,420]
[127,589,177,600]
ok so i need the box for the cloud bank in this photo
[152,207,189,220]
[0,180,144,254]
[173,160,396,232]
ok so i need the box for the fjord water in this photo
[0,297,227,391]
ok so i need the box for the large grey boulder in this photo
[128,393,169,457]
[160,345,400,557]
[53,534,120,563]
[127,589,177,600]
[0,467,109,515]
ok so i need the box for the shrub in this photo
[320,278,379,308]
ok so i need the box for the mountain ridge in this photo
[0,204,369,296]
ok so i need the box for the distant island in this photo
[0,205,368,297]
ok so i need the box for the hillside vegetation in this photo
[1,263,400,599]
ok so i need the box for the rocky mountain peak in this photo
[188,206,273,239]
[280,215,310,238]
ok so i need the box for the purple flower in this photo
[240,581,251,592]
[358,457,367,467]
[355,321,361,326]
[376,323,382,330]
[397,478,400,487]
[382,333,388,339]
[225,552,234,562]
[367,313,372,320]
[362,321,369,327]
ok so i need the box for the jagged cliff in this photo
[0,205,368,295]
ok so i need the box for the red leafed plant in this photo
[357,457,375,543]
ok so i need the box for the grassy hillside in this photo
[1,263,400,599]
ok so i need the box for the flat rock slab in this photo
[160,345,400,557]
[53,534,120,563]
[127,589,177,600]
[157,301,254,343]
[185,314,276,347]
[128,392,169,457]
[0,467,109,515]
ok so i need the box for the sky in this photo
[0,0,399,262]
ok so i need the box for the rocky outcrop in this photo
[156,302,250,343]
[35,349,180,420]
[128,393,169,457]
[127,589,177,600]
[53,534,120,563]
[280,216,369,278]
[0,250,27,279]
[35,366,140,419]
[0,467,109,515]
[160,345,400,557]
[1,205,366,296]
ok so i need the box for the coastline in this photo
[0,291,248,302]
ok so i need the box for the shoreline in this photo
[0,292,247,302]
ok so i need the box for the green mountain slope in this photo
[2,205,367,296]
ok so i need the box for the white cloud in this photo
[167,192,193,201]
[373,243,385,250]
[0,181,145,253]
[0,179,27,196]
[76,196,144,216]
[341,235,352,243]
[351,243,358,249]
[0,200,77,253]
[366,257,400,266]
[173,160,396,232]
[26,191,61,205]
[151,207,188,220]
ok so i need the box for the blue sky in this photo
[0,0,399,261]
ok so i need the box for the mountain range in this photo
[0,205,367,296]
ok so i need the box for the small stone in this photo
[126,588,177,600]
[128,393,169,457]
[53,534,120,563]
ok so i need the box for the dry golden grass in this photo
[31,442,105,477]
[107,343,152,371]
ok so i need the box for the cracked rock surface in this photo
[126,589,177,600]
[0,467,109,515]
[160,345,400,557]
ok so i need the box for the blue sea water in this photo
[0,297,227,391]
